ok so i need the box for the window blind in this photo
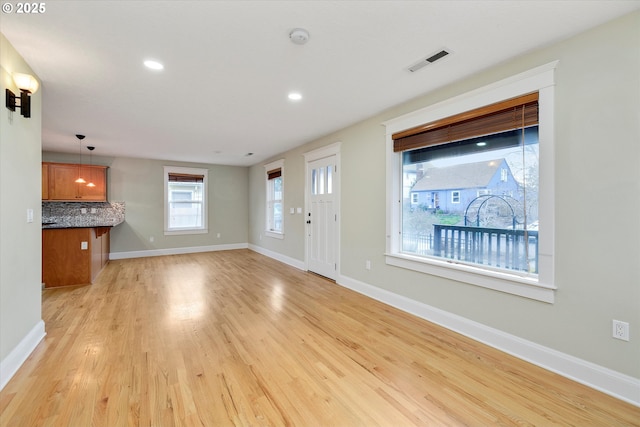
[168,173,204,183]
[393,92,538,152]
[267,168,282,180]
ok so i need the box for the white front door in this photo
[307,155,337,279]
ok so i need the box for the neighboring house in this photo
[410,159,520,213]
[402,164,418,199]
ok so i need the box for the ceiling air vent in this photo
[407,49,450,73]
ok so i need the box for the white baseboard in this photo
[248,244,306,271]
[337,274,640,407]
[110,243,249,260]
[0,320,46,391]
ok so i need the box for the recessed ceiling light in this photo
[144,60,164,70]
[288,92,302,101]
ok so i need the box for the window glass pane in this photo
[327,166,333,194]
[318,167,325,194]
[273,176,282,200]
[401,126,539,274]
[312,169,318,195]
[168,181,204,228]
[273,202,282,232]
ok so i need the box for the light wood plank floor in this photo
[1,249,638,426]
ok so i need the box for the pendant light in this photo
[74,134,86,184]
[86,146,96,187]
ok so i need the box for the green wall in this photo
[42,152,249,254]
[249,12,640,378]
[0,35,43,363]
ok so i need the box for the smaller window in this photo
[411,193,419,204]
[265,159,285,239]
[451,191,460,204]
[501,168,508,182]
[164,166,208,235]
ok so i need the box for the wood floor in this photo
[1,250,638,426]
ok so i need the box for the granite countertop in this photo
[42,218,124,229]
[42,201,125,230]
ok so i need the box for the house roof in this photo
[412,159,506,192]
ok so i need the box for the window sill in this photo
[265,230,284,240]
[164,228,208,236]
[385,252,555,303]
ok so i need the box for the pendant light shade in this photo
[86,146,95,187]
[74,134,86,183]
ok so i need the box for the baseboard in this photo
[110,243,249,260]
[0,320,46,391]
[336,274,640,407]
[248,244,306,271]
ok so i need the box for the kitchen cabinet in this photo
[42,227,110,288]
[43,162,108,201]
[42,163,49,199]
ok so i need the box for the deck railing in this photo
[403,225,538,273]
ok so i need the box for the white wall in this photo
[248,11,640,397]
[0,34,45,388]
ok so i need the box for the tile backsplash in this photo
[42,201,125,228]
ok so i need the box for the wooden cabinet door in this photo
[42,163,49,200]
[46,163,107,201]
[101,228,110,266]
[49,164,82,200]
[78,166,107,201]
[43,228,92,287]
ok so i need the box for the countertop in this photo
[42,218,124,229]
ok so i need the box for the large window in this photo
[384,63,556,303]
[265,159,284,239]
[399,93,539,273]
[164,166,208,235]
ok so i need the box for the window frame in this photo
[383,62,557,303]
[163,166,208,235]
[451,191,460,204]
[264,159,285,240]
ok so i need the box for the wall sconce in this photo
[5,73,39,118]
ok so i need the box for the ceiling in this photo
[2,1,639,167]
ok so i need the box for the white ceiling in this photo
[2,1,639,166]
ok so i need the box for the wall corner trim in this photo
[248,244,306,271]
[0,320,46,391]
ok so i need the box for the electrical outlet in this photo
[612,320,629,341]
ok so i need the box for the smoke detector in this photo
[289,28,310,45]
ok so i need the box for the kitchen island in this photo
[42,202,125,288]
[42,227,111,288]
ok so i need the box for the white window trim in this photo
[163,166,208,236]
[383,61,557,303]
[264,159,285,240]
